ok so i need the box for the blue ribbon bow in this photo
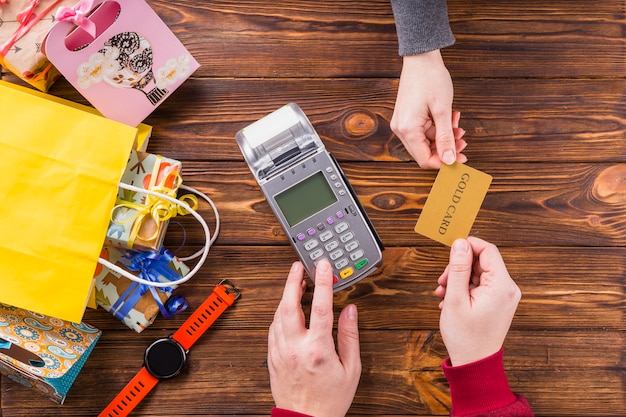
[110,248,188,323]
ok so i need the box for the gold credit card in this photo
[415,163,492,246]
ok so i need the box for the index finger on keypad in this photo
[276,262,307,338]
[309,259,335,335]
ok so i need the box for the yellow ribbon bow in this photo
[112,155,198,249]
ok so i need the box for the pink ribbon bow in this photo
[15,0,39,23]
[0,0,62,56]
[55,0,96,38]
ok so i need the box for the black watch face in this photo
[144,338,186,379]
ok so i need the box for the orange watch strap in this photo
[99,366,159,417]
[99,280,240,417]
[171,281,238,351]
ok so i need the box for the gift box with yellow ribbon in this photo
[94,246,189,332]
[0,0,77,91]
[104,150,195,252]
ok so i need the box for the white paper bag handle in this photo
[97,183,219,288]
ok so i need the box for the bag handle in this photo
[97,183,219,288]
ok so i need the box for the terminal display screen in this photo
[274,171,337,227]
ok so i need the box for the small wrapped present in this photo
[95,246,189,332]
[0,0,77,91]
[105,150,185,252]
[0,303,101,404]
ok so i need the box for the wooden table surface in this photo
[1,1,625,416]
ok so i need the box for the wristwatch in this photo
[99,279,241,417]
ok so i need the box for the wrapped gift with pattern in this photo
[0,303,101,403]
[0,0,77,91]
[95,246,189,333]
[105,149,193,252]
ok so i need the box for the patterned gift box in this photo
[0,0,76,91]
[0,303,101,404]
[105,150,183,252]
[95,246,189,333]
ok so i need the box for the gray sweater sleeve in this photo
[390,0,455,56]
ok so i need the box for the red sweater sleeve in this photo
[271,408,313,417]
[442,348,534,417]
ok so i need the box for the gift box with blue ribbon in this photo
[94,245,188,332]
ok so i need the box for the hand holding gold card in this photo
[414,163,492,246]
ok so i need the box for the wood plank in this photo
[446,1,626,78]
[42,77,626,164]
[5,0,626,79]
[55,245,624,333]
[153,0,400,78]
[2,0,625,78]
[153,162,626,248]
[2,330,622,416]
[5,1,620,80]
[147,0,626,79]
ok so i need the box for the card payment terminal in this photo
[236,103,383,291]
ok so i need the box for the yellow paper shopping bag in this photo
[0,80,137,323]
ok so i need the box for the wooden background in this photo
[1,0,625,415]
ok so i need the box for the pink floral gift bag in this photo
[43,0,199,126]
